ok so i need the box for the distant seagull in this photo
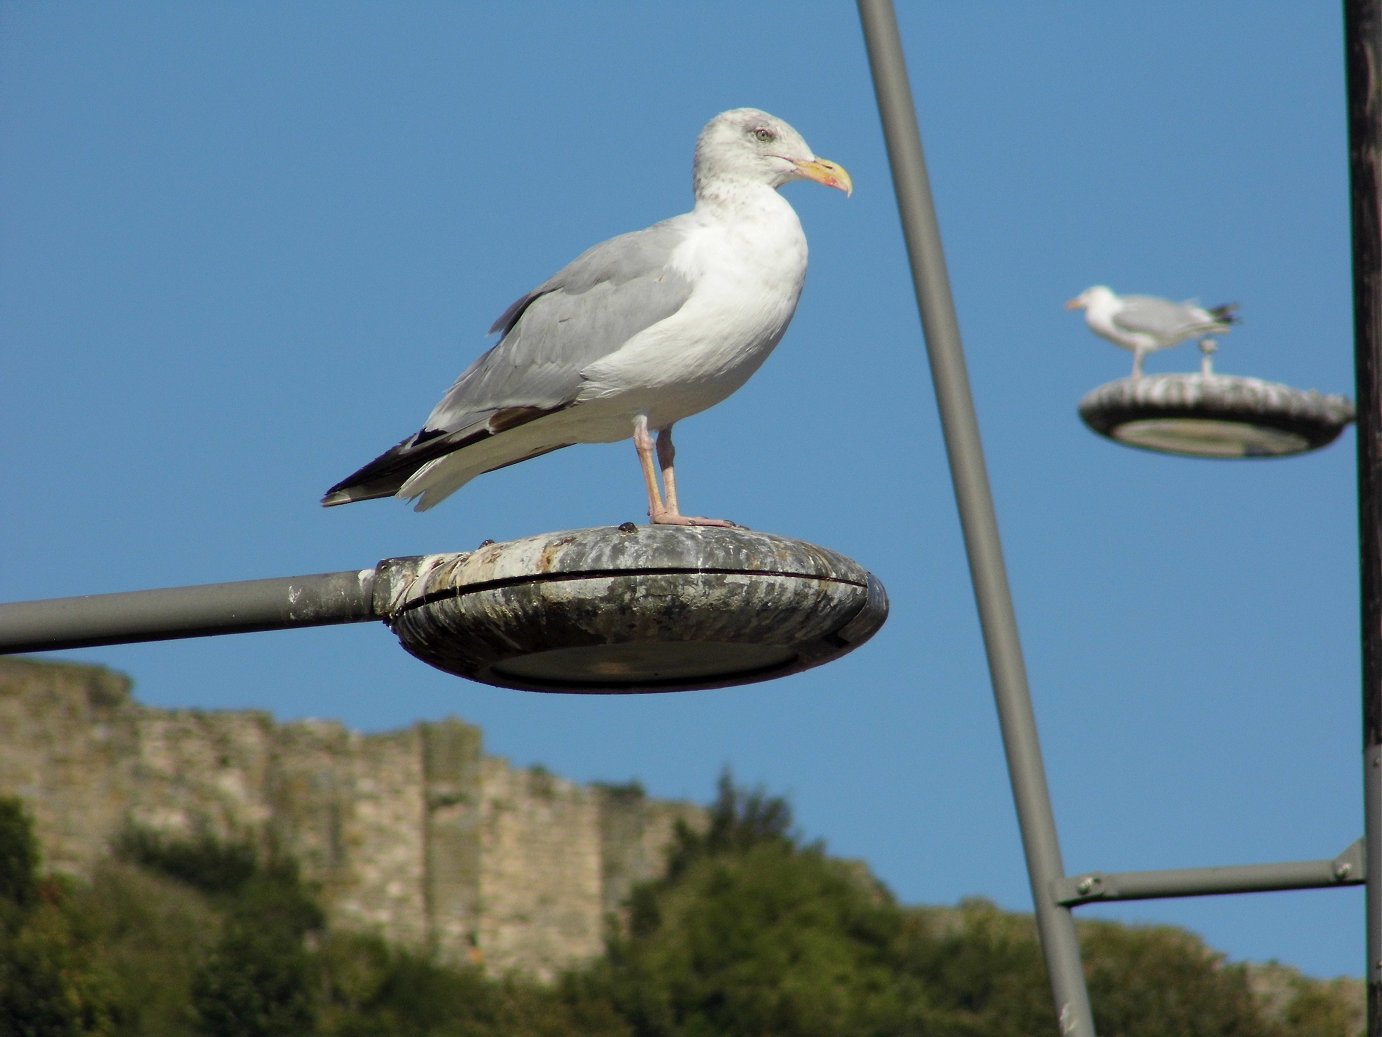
[322,108,851,527]
[1066,285,1240,378]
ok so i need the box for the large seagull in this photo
[322,108,851,526]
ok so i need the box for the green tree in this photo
[899,901,1306,1037]
[663,770,795,882]
[586,775,1331,1037]
[113,823,257,899]
[594,775,945,1036]
[73,861,218,1037]
[0,798,122,1037]
[191,922,315,1037]
[190,860,323,1037]
[314,930,632,1037]
[1272,973,1364,1037]
[0,797,39,924]
[317,932,498,1036]
[0,783,1363,1037]
[892,899,1056,1036]
[1082,922,1274,1037]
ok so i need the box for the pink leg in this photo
[631,418,735,527]
[633,415,667,516]
[656,428,682,514]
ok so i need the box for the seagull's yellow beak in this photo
[793,157,853,197]
[1064,297,1086,310]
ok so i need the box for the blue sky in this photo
[1,4,1364,981]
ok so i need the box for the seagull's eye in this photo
[752,127,775,143]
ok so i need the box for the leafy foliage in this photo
[0,787,1364,1037]
[75,861,218,1037]
[663,770,795,881]
[189,858,325,1037]
[0,798,39,923]
[1272,974,1366,1037]
[893,899,1059,1036]
[602,837,943,1035]
[315,931,632,1037]
[584,774,1360,1037]
[1083,921,1269,1037]
[113,824,258,898]
[596,774,1006,1034]
[190,920,317,1037]
[0,798,124,1036]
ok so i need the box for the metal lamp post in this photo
[0,526,888,694]
[858,1,1381,1033]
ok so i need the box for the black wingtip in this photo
[320,424,472,509]
[1210,302,1242,325]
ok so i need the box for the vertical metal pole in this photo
[855,2,1096,1033]
[1346,1,1382,1032]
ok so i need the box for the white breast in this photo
[577,186,809,429]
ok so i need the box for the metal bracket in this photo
[1053,837,1367,907]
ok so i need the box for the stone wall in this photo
[0,657,703,980]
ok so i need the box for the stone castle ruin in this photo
[0,657,704,980]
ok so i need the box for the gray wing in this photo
[1112,295,1204,336]
[423,217,697,434]
[320,216,697,505]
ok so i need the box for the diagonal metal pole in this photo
[1345,1,1382,1032]
[855,2,1095,1033]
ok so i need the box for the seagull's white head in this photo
[1066,285,1115,312]
[693,108,853,200]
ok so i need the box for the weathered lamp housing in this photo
[1079,370,1354,459]
[385,525,888,693]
